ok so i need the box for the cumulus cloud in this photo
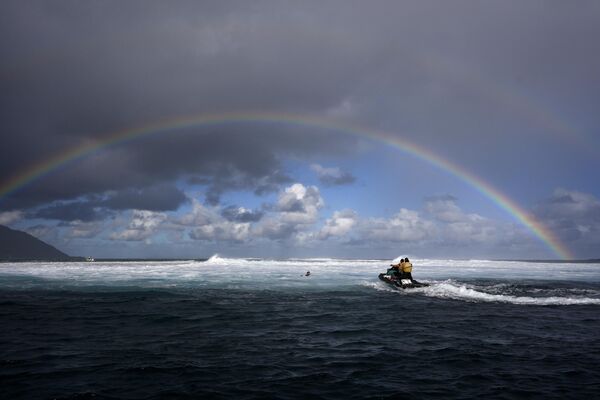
[423,195,500,244]
[110,210,167,241]
[176,199,215,227]
[250,183,325,241]
[276,183,324,225]
[310,164,356,186]
[167,186,537,254]
[424,195,463,222]
[318,209,358,240]
[359,208,436,242]
[442,214,500,244]
[174,199,252,242]
[189,222,251,242]
[310,196,515,254]
[50,180,581,258]
[422,195,499,243]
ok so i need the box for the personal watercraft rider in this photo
[389,258,404,278]
[401,257,414,281]
[380,256,428,288]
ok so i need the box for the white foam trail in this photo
[419,281,600,305]
[361,281,398,293]
[0,258,599,305]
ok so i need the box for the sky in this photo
[1,0,599,260]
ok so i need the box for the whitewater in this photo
[2,257,600,399]
[1,256,599,305]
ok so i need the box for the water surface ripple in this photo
[1,258,599,399]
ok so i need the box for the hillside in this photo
[0,225,71,261]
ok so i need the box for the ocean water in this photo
[1,256,599,399]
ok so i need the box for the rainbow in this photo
[0,112,573,259]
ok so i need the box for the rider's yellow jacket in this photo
[402,262,412,273]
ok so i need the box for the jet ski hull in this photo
[378,273,429,289]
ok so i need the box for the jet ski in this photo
[379,269,429,289]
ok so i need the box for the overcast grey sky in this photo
[1,1,599,259]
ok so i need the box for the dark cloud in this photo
[200,162,292,206]
[1,0,369,210]
[103,184,187,211]
[0,123,352,211]
[33,200,106,222]
[534,189,600,248]
[31,183,187,221]
[3,1,598,212]
[1,1,599,259]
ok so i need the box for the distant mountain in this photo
[0,225,72,261]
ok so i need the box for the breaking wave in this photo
[0,257,598,305]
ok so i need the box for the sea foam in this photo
[1,256,599,305]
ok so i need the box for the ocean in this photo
[1,256,599,399]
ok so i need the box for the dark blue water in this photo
[2,284,600,399]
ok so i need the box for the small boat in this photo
[378,271,429,289]
[85,256,95,262]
